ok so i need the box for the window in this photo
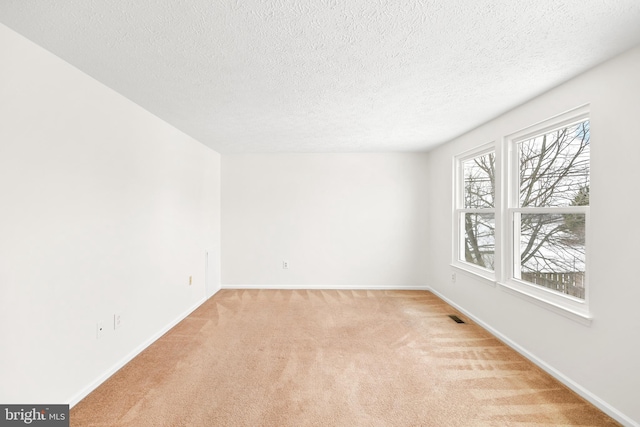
[453,144,496,279]
[453,105,591,321]
[505,107,590,318]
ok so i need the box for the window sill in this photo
[497,281,593,326]
[450,263,496,287]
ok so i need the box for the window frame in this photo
[452,105,592,324]
[500,105,591,322]
[452,142,498,282]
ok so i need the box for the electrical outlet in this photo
[114,313,122,329]
[451,272,456,283]
[282,260,289,269]
[96,322,104,339]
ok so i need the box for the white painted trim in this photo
[221,284,430,291]
[452,143,497,274]
[455,141,497,163]
[507,104,590,144]
[450,263,496,286]
[503,106,592,320]
[67,294,215,408]
[497,280,592,325]
[427,287,637,427]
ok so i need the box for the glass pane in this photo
[519,213,585,299]
[463,152,495,208]
[519,120,590,208]
[463,213,495,270]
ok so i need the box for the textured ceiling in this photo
[1,1,640,153]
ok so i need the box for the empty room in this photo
[1,1,639,426]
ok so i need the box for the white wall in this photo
[426,45,640,426]
[0,24,221,405]
[3,16,637,424]
[222,153,429,288]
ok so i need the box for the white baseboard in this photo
[427,287,638,427]
[67,294,214,408]
[221,284,430,290]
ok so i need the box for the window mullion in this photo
[512,211,521,280]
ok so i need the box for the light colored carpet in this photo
[71,290,619,426]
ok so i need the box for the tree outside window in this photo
[514,120,590,299]
[457,119,589,299]
[461,152,495,270]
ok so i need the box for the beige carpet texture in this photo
[71,290,620,426]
